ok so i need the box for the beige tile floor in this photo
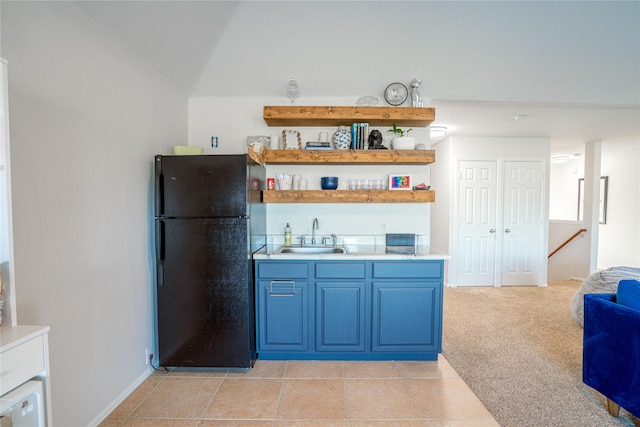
[100,356,499,427]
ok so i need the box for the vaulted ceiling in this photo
[71,1,640,154]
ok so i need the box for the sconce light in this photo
[430,126,448,139]
[285,78,300,103]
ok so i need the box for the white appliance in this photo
[0,380,45,427]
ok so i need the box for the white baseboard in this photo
[88,366,153,427]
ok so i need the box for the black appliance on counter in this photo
[154,154,265,368]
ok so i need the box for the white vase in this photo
[392,137,416,150]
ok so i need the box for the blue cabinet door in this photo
[316,281,366,352]
[257,279,309,351]
[371,281,442,352]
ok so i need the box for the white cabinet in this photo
[0,331,45,395]
[431,136,550,287]
[1,325,52,425]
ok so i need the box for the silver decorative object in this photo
[410,78,422,107]
[286,78,300,103]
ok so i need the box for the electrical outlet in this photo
[211,136,218,148]
[145,348,151,365]
[380,222,387,233]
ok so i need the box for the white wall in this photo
[547,220,590,281]
[188,97,434,241]
[429,137,452,282]
[549,156,583,221]
[598,138,640,268]
[547,157,589,279]
[549,138,640,270]
[1,2,187,426]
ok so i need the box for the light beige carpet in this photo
[442,280,637,427]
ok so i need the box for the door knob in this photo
[505,229,511,233]
[489,229,496,233]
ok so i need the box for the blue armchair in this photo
[583,279,640,422]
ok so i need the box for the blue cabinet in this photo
[256,262,309,352]
[255,259,443,360]
[315,262,367,352]
[371,282,441,352]
[257,279,309,351]
[371,261,443,354]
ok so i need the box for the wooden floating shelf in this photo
[262,190,435,204]
[263,106,435,127]
[250,149,435,165]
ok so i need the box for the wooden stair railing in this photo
[548,228,588,259]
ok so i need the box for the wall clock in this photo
[384,82,408,106]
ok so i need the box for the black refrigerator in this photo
[154,154,265,368]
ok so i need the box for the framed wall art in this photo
[389,174,412,190]
[282,130,301,150]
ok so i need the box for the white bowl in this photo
[392,137,416,150]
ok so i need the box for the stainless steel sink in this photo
[276,246,349,254]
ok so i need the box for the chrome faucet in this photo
[311,218,319,245]
[323,233,338,247]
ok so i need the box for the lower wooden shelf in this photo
[262,190,435,203]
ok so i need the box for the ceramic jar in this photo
[333,126,351,150]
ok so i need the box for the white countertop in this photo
[0,325,50,353]
[254,245,450,261]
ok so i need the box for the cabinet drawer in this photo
[0,335,45,395]
[372,262,442,279]
[316,262,366,279]
[257,262,309,279]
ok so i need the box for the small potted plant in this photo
[388,123,415,150]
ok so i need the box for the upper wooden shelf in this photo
[263,106,435,127]
[249,149,435,165]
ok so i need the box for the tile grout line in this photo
[398,361,429,423]
[123,371,167,423]
[340,361,354,426]
[271,360,287,426]
[197,369,228,422]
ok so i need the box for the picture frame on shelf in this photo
[282,130,301,150]
[389,174,412,190]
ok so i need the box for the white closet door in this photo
[501,161,543,286]
[456,160,498,286]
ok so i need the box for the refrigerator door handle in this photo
[157,261,164,287]
[156,220,165,286]
[154,156,164,216]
